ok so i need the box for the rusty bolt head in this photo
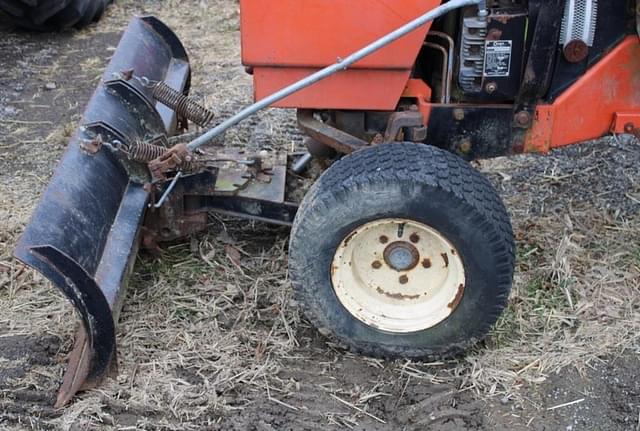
[453,108,465,121]
[379,235,389,244]
[563,40,589,63]
[79,134,103,155]
[372,261,382,269]
[371,133,384,145]
[399,275,409,284]
[409,233,420,244]
[422,258,432,269]
[515,111,531,126]
[512,139,525,153]
[487,28,503,40]
[120,69,134,81]
[459,138,473,154]
[485,82,498,94]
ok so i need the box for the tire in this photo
[0,0,112,31]
[289,143,515,359]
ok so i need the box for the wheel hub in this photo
[331,218,466,333]
[383,242,419,271]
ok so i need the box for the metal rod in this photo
[292,152,314,174]
[187,0,485,151]
[428,31,455,103]
[154,171,182,208]
[423,42,449,103]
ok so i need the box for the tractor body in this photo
[242,0,640,157]
[13,0,640,405]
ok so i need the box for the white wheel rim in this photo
[331,218,466,333]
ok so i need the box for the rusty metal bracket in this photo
[383,110,426,143]
[625,123,640,140]
[612,113,640,140]
[79,134,103,155]
[147,143,194,180]
[297,109,368,154]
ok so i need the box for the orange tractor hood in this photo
[240,0,441,110]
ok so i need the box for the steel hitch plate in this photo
[14,16,191,407]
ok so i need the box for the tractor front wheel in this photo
[289,143,515,358]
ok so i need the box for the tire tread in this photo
[0,0,111,30]
[290,143,515,359]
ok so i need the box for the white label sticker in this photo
[484,40,512,77]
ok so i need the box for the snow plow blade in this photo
[14,16,190,407]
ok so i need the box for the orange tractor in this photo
[14,0,640,405]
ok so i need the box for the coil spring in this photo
[128,141,198,172]
[128,141,167,162]
[152,81,215,128]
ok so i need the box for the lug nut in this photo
[515,111,531,126]
[399,275,409,284]
[379,235,389,244]
[372,261,382,269]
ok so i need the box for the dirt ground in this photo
[0,1,639,430]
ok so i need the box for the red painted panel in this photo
[526,37,640,152]
[240,0,442,109]
[253,67,413,110]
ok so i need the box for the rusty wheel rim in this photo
[331,218,466,333]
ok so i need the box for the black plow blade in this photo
[14,16,190,407]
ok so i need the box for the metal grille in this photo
[560,0,598,47]
[458,14,488,92]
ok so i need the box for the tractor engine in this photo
[453,0,601,103]
[457,1,528,101]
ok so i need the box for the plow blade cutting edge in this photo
[14,16,190,407]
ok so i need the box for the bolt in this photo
[515,111,531,126]
[485,82,498,94]
[513,139,525,152]
[372,261,382,269]
[459,138,472,154]
[624,123,635,133]
[409,233,420,243]
[487,28,503,40]
[453,108,465,121]
[422,258,432,269]
[379,235,389,244]
[563,40,589,63]
[399,275,409,284]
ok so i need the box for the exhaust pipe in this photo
[14,16,191,407]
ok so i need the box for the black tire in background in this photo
[0,0,112,31]
[289,143,515,359]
